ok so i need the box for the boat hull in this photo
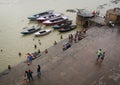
[21,26,41,34]
[37,13,61,23]
[34,29,51,36]
[58,25,77,32]
[52,20,72,29]
[27,10,54,21]
[42,16,68,26]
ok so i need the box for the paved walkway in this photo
[0,26,120,85]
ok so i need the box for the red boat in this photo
[42,16,68,26]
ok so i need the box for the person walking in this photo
[100,52,105,62]
[96,49,102,61]
[37,65,41,78]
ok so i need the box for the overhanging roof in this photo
[77,9,94,18]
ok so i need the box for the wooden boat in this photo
[34,29,51,36]
[42,16,68,26]
[21,26,41,34]
[52,20,72,29]
[36,13,61,22]
[58,25,77,32]
[27,10,54,20]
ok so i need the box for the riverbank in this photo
[0,0,120,73]
[0,25,120,85]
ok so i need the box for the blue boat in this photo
[27,10,54,20]
[21,26,41,34]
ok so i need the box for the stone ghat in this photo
[0,26,120,85]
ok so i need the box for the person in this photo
[96,49,102,61]
[45,49,48,53]
[38,39,41,45]
[37,65,41,78]
[38,49,41,53]
[108,20,115,28]
[68,34,72,43]
[63,44,66,51]
[27,53,33,65]
[60,35,63,39]
[29,54,33,64]
[39,41,41,45]
[92,11,96,16]
[28,69,33,80]
[66,42,71,49]
[34,44,37,49]
[70,34,73,40]
[74,37,77,43]
[18,52,22,56]
[24,70,30,81]
[54,41,57,45]
[100,52,105,62]
[8,65,11,70]
[83,29,87,34]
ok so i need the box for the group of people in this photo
[24,65,41,82]
[24,69,33,82]
[96,49,105,62]
[26,53,34,65]
[62,42,71,51]
[68,30,86,44]
[62,30,86,51]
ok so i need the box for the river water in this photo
[0,0,119,72]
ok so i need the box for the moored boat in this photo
[52,20,72,29]
[58,25,77,32]
[21,26,41,34]
[34,29,51,36]
[36,13,61,22]
[42,16,68,26]
[27,10,54,20]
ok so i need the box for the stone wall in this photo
[105,8,120,25]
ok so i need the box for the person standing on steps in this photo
[28,69,33,80]
[96,49,102,61]
[37,65,41,78]
[24,70,30,81]
[100,52,105,62]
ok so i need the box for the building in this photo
[105,8,120,25]
[76,9,94,28]
[76,9,106,28]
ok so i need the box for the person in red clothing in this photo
[28,69,33,80]
[92,11,96,16]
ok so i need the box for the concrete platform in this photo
[0,26,120,85]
